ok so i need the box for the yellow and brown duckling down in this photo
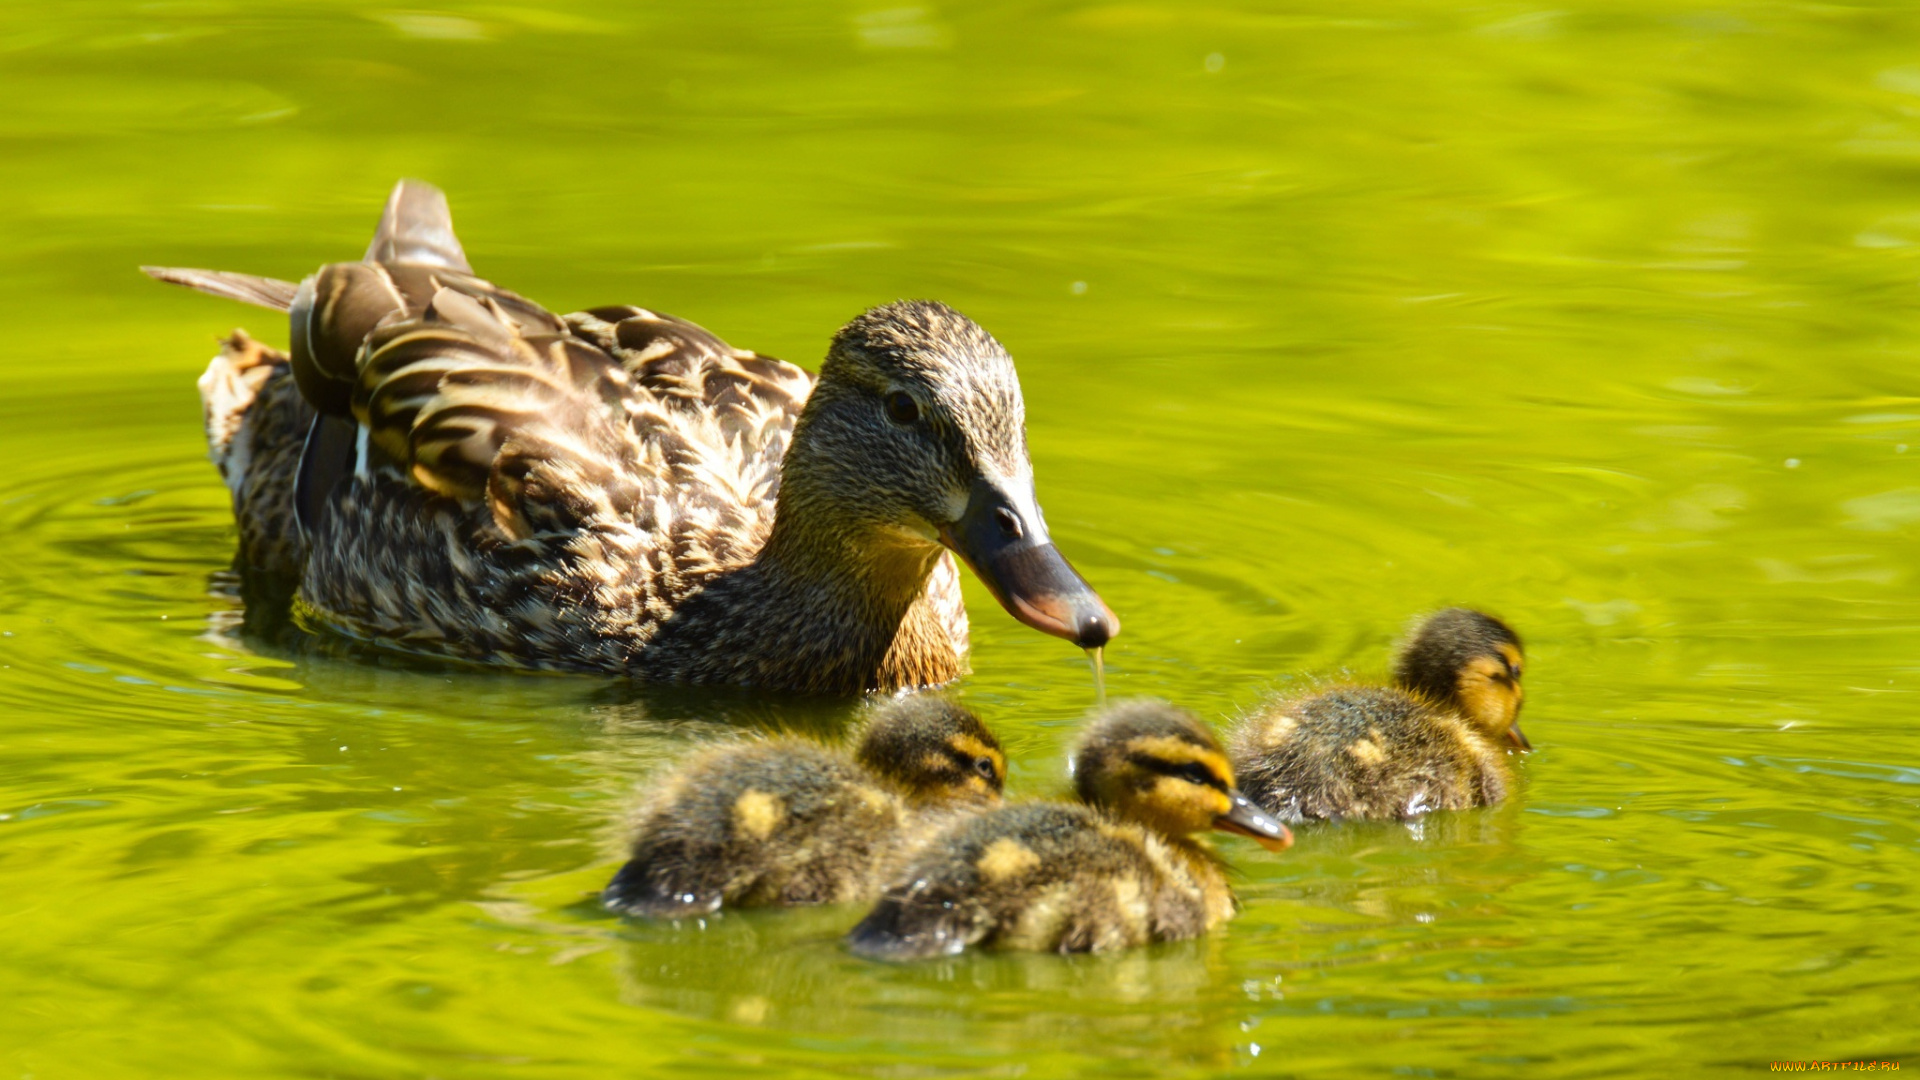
[148,180,1116,693]
[1228,608,1528,823]
[603,696,1005,918]
[845,700,1292,959]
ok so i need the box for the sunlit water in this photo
[3,2,1918,1076]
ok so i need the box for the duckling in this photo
[603,696,1005,918]
[147,180,1117,692]
[845,700,1292,959]
[1227,607,1528,823]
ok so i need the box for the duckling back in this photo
[604,739,909,918]
[845,801,1224,959]
[1229,685,1507,823]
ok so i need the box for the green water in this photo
[3,1,1918,1075]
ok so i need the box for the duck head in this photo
[1394,607,1530,750]
[777,300,1118,650]
[854,695,1006,805]
[1071,699,1292,850]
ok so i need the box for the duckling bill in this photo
[604,697,1004,917]
[1228,608,1528,823]
[846,700,1290,960]
[146,180,1117,692]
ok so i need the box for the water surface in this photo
[2,2,1917,1076]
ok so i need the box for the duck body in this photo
[603,697,1004,918]
[845,801,1230,958]
[1228,608,1528,823]
[846,700,1292,960]
[605,739,912,917]
[152,181,1116,693]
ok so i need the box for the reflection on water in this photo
[4,0,1920,1075]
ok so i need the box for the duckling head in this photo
[1071,700,1292,850]
[1393,608,1529,750]
[776,300,1118,650]
[854,695,1006,805]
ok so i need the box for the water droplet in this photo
[1070,280,1088,295]
[1086,646,1106,707]
[1205,52,1225,72]
[1784,458,1801,469]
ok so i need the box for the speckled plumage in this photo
[151,180,1122,693]
[846,700,1291,959]
[603,696,1004,917]
[199,330,314,573]
[1228,608,1528,823]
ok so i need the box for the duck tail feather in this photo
[142,266,300,312]
[364,179,471,272]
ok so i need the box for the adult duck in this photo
[147,180,1117,693]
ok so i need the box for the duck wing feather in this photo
[363,179,471,271]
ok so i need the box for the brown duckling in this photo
[603,696,1005,918]
[1227,607,1528,823]
[845,700,1292,959]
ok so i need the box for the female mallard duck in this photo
[1227,607,1528,823]
[602,695,1005,917]
[845,699,1291,959]
[147,180,1117,693]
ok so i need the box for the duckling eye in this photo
[884,391,920,425]
[1175,762,1220,789]
[973,756,998,780]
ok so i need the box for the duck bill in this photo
[938,478,1119,649]
[1507,721,1533,751]
[1214,790,1293,852]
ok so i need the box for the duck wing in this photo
[344,282,639,540]
[563,306,815,565]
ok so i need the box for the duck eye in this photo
[884,391,920,425]
[974,756,998,780]
[993,507,1022,539]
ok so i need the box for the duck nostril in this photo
[993,507,1022,539]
